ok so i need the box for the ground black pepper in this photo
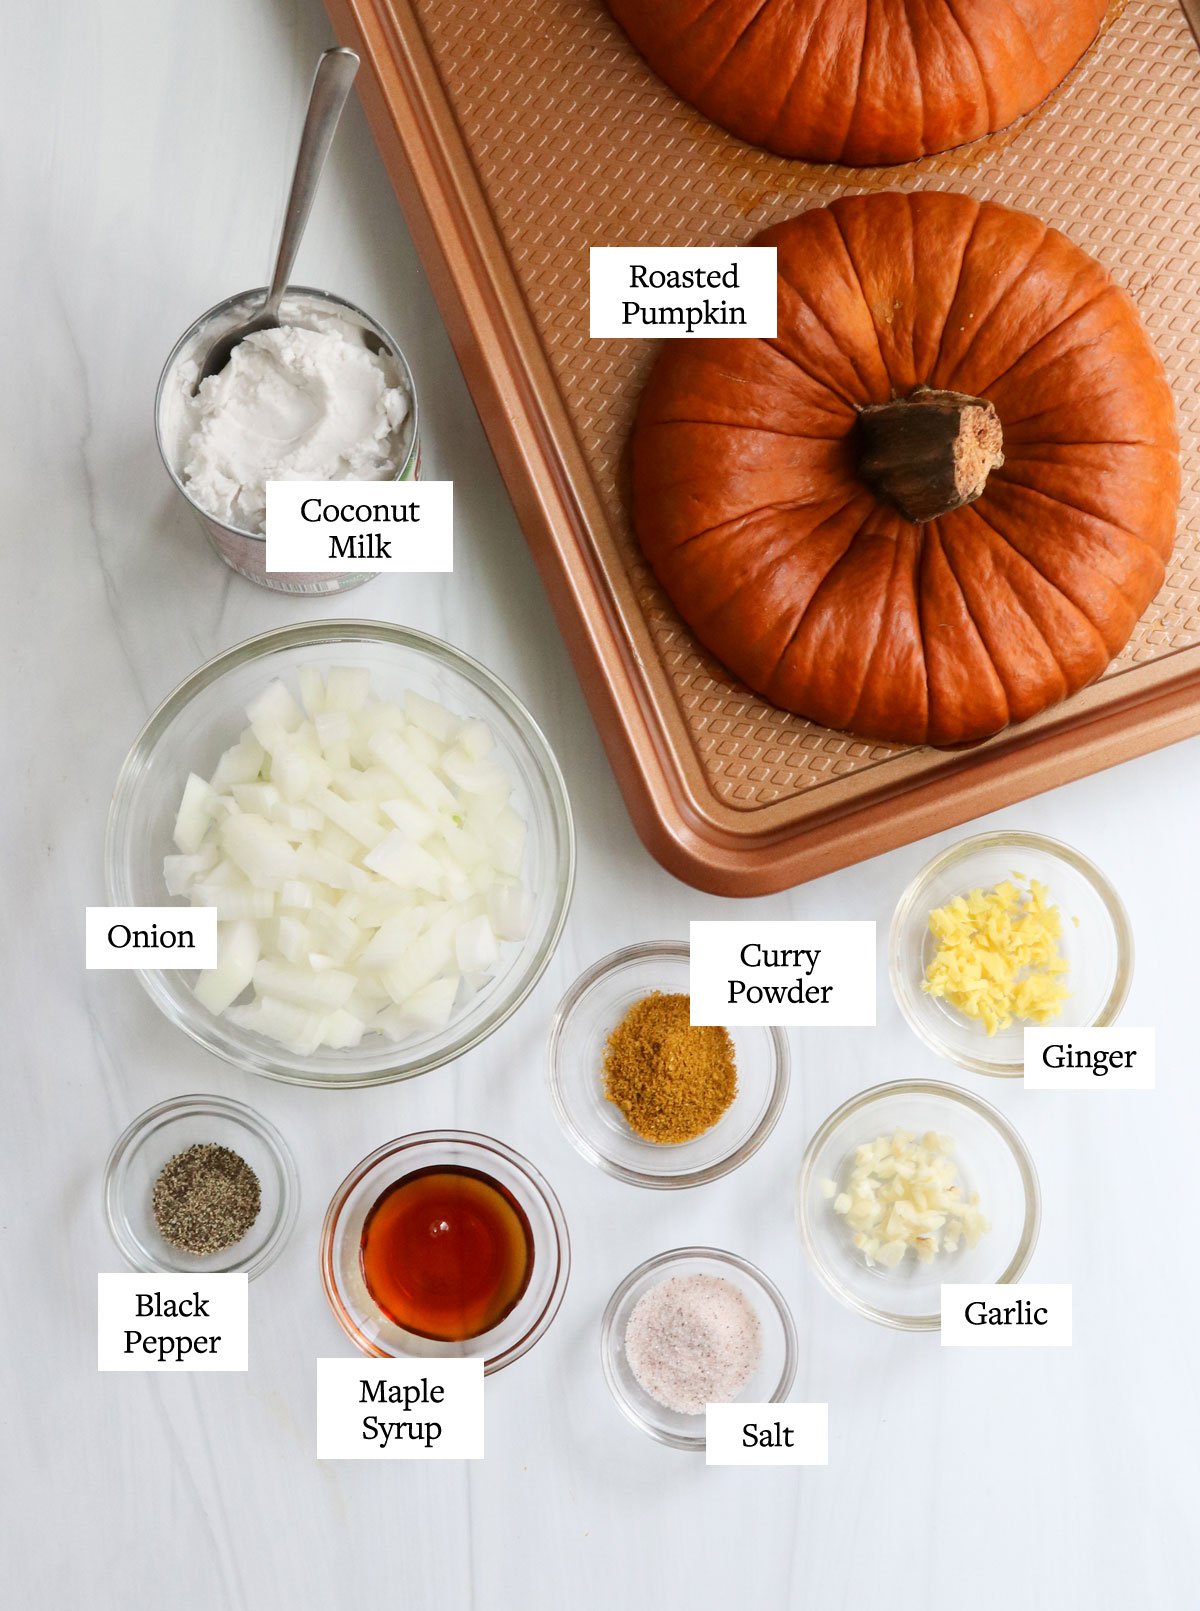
[152,1143,261,1256]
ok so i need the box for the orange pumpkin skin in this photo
[606,0,1108,166]
[629,193,1179,748]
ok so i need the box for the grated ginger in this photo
[921,874,1069,1035]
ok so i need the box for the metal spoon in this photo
[193,46,360,391]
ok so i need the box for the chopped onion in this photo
[193,919,259,1015]
[455,914,499,975]
[168,668,535,1056]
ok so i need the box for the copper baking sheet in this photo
[326,0,1200,893]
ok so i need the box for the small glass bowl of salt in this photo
[601,1247,797,1450]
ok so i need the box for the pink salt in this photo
[623,1272,762,1415]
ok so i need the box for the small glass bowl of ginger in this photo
[546,941,789,1188]
[889,831,1133,1078]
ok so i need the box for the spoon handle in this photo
[264,46,359,317]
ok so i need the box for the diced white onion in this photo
[455,914,499,975]
[164,667,533,1056]
[194,920,260,1015]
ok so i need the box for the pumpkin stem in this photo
[856,388,1004,523]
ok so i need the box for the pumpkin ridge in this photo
[763,333,862,410]
[983,475,1170,575]
[923,198,987,383]
[672,0,729,46]
[979,480,1166,631]
[844,520,930,734]
[936,515,1052,717]
[961,503,1111,673]
[762,3,862,153]
[766,278,878,407]
[763,222,883,404]
[998,395,1165,443]
[687,0,776,100]
[766,318,869,409]
[941,0,998,126]
[763,508,880,700]
[776,208,896,401]
[829,192,925,389]
[999,447,1176,479]
[700,499,868,632]
[931,520,1024,722]
[935,215,1052,390]
[997,455,1178,549]
[919,525,1010,740]
[960,518,1082,704]
[930,0,990,136]
[836,0,874,163]
[900,2,928,158]
[649,343,859,427]
[726,0,815,143]
[651,415,849,443]
[671,493,855,553]
[971,515,1148,659]
[947,0,1058,133]
[948,281,1113,399]
[827,201,901,394]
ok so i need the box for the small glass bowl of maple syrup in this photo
[320,1130,570,1374]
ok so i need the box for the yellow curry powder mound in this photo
[603,991,738,1144]
[921,875,1070,1036]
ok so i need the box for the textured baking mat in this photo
[330,0,1200,887]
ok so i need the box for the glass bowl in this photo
[320,1131,570,1374]
[155,285,420,595]
[797,1080,1040,1331]
[547,942,789,1188]
[890,831,1132,1077]
[106,620,575,1087]
[601,1247,798,1450]
[103,1093,298,1278]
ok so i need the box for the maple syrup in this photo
[360,1165,534,1341]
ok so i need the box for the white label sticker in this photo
[941,1284,1072,1348]
[689,920,876,1026]
[97,1274,248,1371]
[316,1359,484,1460]
[589,247,778,339]
[264,481,453,573]
[706,1403,829,1467]
[86,906,217,969]
[1024,1027,1155,1089]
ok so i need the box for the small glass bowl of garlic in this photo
[796,1080,1040,1331]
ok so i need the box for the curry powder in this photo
[603,991,738,1143]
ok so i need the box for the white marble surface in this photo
[4,2,1198,1605]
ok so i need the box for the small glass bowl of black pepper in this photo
[104,1093,299,1278]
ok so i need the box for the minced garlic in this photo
[921,874,1069,1035]
[822,1130,989,1268]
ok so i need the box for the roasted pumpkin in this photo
[606,0,1108,166]
[629,193,1179,748]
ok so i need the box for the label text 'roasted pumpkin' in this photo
[590,247,777,339]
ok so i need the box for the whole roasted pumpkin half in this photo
[629,192,1179,748]
[606,0,1108,166]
